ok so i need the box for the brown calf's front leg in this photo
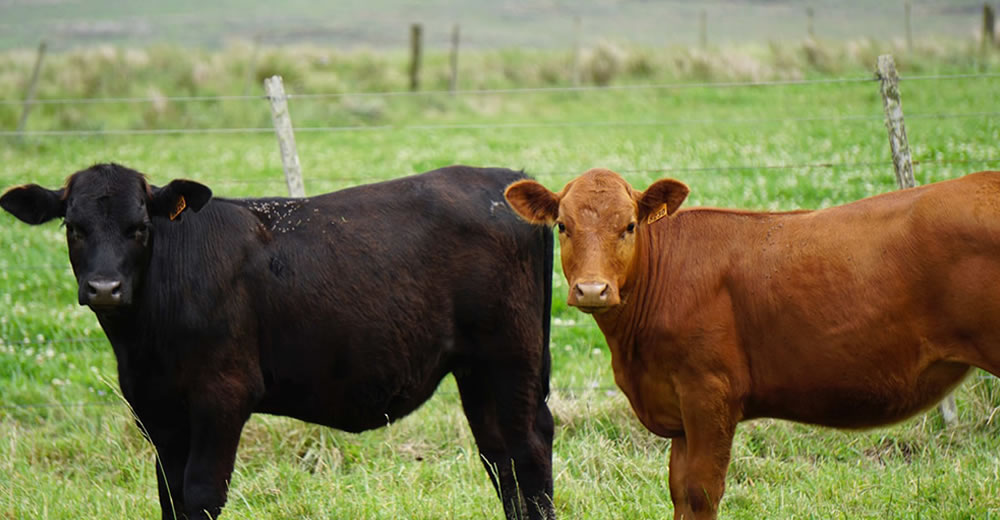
[669,385,739,519]
[668,436,690,519]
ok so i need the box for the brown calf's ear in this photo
[0,184,65,225]
[151,179,213,220]
[636,178,689,224]
[504,179,561,225]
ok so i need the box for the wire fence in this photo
[4,374,999,411]
[1,109,997,138]
[0,385,626,411]
[2,69,999,413]
[3,72,999,109]
[3,154,999,275]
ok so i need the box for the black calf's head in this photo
[1,163,211,311]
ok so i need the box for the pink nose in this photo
[573,282,611,307]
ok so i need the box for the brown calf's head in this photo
[0,163,211,312]
[505,168,688,313]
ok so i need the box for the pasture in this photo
[2,42,1000,518]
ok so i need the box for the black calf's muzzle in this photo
[81,278,124,308]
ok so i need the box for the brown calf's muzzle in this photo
[567,278,620,313]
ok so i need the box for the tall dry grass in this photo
[0,36,997,132]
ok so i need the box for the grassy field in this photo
[2,43,1000,518]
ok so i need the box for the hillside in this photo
[0,0,992,51]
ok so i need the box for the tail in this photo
[538,223,554,399]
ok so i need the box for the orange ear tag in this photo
[646,203,669,225]
[168,195,187,221]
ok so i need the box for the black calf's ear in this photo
[0,184,65,225]
[151,180,212,220]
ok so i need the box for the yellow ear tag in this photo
[646,203,669,225]
[168,195,187,221]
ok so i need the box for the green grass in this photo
[2,43,1000,518]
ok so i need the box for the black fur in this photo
[2,163,555,520]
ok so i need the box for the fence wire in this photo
[2,72,998,413]
[1,109,996,138]
[1,71,997,108]
[1,385,623,411]
[1,76,877,107]
[2,156,998,276]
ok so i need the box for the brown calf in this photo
[505,167,1000,519]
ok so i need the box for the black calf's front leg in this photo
[143,422,190,520]
[178,398,253,520]
[141,402,249,520]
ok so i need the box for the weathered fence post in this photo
[264,76,305,198]
[449,24,460,94]
[876,54,958,427]
[244,33,261,96]
[572,15,582,86]
[806,7,815,39]
[699,10,708,48]
[984,3,996,50]
[876,55,915,190]
[409,23,422,91]
[16,41,47,137]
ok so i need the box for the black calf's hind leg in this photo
[456,367,555,520]
[517,397,555,519]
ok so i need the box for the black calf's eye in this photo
[129,223,150,241]
[557,222,566,233]
[627,222,636,233]
[64,222,84,241]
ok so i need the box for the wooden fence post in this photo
[876,55,915,190]
[409,23,422,92]
[264,76,305,198]
[244,33,261,96]
[699,10,707,48]
[572,15,582,86]
[16,41,47,137]
[806,7,815,39]
[876,54,958,427]
[985,4,996,49]
[449,24,460,94]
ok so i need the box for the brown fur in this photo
[506,168,1000,519]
